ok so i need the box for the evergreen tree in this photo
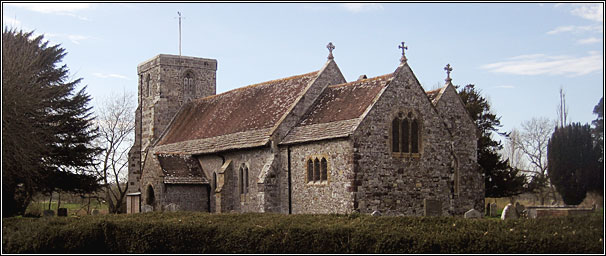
[548,123,600,205]
[590,97,603,194]
[2,28,102,216]
[458,84,527,198]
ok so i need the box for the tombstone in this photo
[515,202,526,217]
[92,209,100,215]
[57,208,68,217]
[165,203,179,212]
[424,199,442,216]
[490,203,498,217]
[464,209,482,219]
[42,210,55,217]
[371,210,381,216]
[142,204,153,213]
[501,203,518,220]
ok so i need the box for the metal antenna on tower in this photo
[177,11,182,56]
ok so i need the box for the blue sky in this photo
[2,2,604,141]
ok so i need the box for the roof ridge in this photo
[328,73,394,89]
[194,70,319,102]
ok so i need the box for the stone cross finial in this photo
[398,41,408,62]
[327,42,335,60]
[444,64,453,83]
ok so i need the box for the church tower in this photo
[128,54,217,193]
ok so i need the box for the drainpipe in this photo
[287,146,292,214]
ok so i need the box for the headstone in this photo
[142,204,153,213]
[165,203,179,212]
[424,199,442,216]
[57,208,67,217]
[515,202,526,217]
[371,210,381,216]
[92,209,100,215]
[501,203,518,220]
[490,203,498,217]
[42,210,55,217]
[464,209,482,219]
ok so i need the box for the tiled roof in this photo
[157,71,319,150]
[426,86,446,105]
[157,154,208,184]
[281,74,393,144]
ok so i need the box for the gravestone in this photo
[490,203,498,217]
[142,204,153,213]
[57,208,67,217]
[42,210,55,217]
[501,203,518,220]
[464,209,482,219]
[165,203,179,212]
[515,202,526,217]
[371,210,382,216]
[424,199,442,216]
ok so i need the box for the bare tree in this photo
[503,128,527,170]
[557,87,568,127]
[514,117,558,205]
[94,90,135,213]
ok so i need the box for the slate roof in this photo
[281,74,393,144]
[155,71,319,154]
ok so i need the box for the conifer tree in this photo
[548,123,601,205]
[2,28,102,216]
[458,84,527,198]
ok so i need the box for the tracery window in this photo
[391,111,421,158]
[183,72,195,100]
[146,74,152,97]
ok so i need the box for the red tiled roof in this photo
[158,71,319,146]
[281,74,393,144]
[299,73,393,126]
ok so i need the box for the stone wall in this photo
[196,147,274,213]
[164,184,210,212]
[352,64,455,216]
[129,54,217,196]
[287,138,355,214]
[433,84,484,214]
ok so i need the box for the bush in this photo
[2,213,603,253]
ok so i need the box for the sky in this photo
[2,2,604,143]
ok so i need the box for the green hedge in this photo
[2,212,603,253]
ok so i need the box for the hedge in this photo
[2,212,603,253]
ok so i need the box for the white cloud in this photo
[341,3,383,13]
[44,33,91,45]
[493,85,516,89]
[547,25,601,35]
[8,3,92,13]
[7,3,92,20]
[571,3,603,22]
[2,16,22,28]
[93,73,131,80]
[577,37,601,45]
[481,52,602,77]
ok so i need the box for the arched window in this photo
[239,167,244,195]
[140,75,144,96]
[411,119,419,153]
[402,118,410,153]
[146,74,152,97]
[307,159,313,183]
[391,111,421,158]
[145,185,155,206]
[212,172,217,189]
[183,72,195,100]
[313,158,320,182]
[392,118,400,152]
[244,166,249,194]
[320,158,328,181]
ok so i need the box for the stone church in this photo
[126,42,484,216]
